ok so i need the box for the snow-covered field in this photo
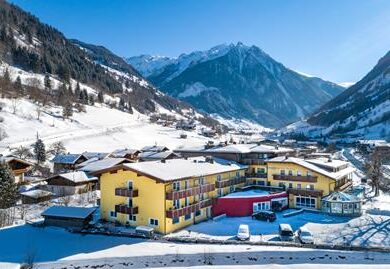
[0,225,389,268]
[0,98,215,154]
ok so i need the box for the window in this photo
[230,185,235,193]
[184,213,191,220]
[217,188,223,197]
[195,210,202,217]
[184,180,190,189]
[127,181,133,189]
[256,180,265,186]
[110,211,117,218]
[173,181,180,191]
[128,198,133,207]
[236,171,240,178]
[280,170,285,176]
[297,183,302,189]
[217,175,222,181]
[295,196,316,208]
[306,184,314,190]
[184,197,190,207]
[297,170,302,176]
[279,182,286,188]
[172,217,179,224]
[307,171,312,177]
[200,193,205,200]
[128,214,136,222]
[200,177,205,185]
[149,218,159,226]
[258,168,266,174]
[173,199,180,209]
[288,183,293,189]
[253,201,270,212]
[288,170,293,176]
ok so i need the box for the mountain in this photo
[127,43,344,128]
[0,0,222,127]
[307,50,390,138]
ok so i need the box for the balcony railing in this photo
[166,183,215,200]
[115,188,139,197]
[216,177,246,188]
[288,188,323,197]
[241,159,266,165]
[336,180,352,192]
[245,172,267,178]
[166,199,212,218]
[273,174,318,183]
[115,204,139,215]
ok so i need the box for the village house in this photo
[79,158,133,173]
[266,156,354,209]
[21,189,53,204]
[93,157,247,234]
[0,155,33,184]
[109,149,141,161]
[51,154,88,173]
[45,171,98,196]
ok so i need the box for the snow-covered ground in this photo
[0,98,215,154]
[0,224,389,268]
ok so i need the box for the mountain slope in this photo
[0,0,220,124]
[128,43,344,128]
[308,50,390,138]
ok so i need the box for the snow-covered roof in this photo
[110,148,140,158]
[42,206,96,219]
[141,145,169,152]
[0,155,33,166]
[139,151,178,161]
[100,157,247,182]
[80,158,131,172]
[205,144,257,154]
[51,154,85,164]
[322,192,361,203]
[306,158,349,169]
[267,156,354,181]
[21,189,52,199]
[82,152,110,160]
[250,145,294,154]
[51,171,98,183]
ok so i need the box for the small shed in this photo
[46,171,98,196]
[0,155,33,184]
[321,192,362,217]
[21,190,53,204]
[41,206,96,229]
[51,154,88,173]
[109,149,140,160]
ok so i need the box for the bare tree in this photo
[35,105,43,120]
[0,128,8,141]
[365,150,384,196]
[12,146,33,159]
[11,98,20,114]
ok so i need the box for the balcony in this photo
[115,188,139,197]
[288,188,323,197]
[245,172,267,179]
[241,159,266,165]
[166,183,215,200]
[273,174,317,183]
[115,204,139,215]
[216,177,247,188]
[166,199,212,218]
[336,180,353,192]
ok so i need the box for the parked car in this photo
[135,226,155,239]
[297,227,314,244]
[252,211,277,222]
[278,224,294,241]
[236,224,250,241]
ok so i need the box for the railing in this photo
[241,159,266,165]
[273,174,318,183]
[166,199,212,218]
[166,183,215,200]
[245,172,267,178]
[115,204,139,215]
[336,180,353,192]
[115,188,139,197]
[215,177,246,188]
[288,188,323,197]
[12,168,30,175]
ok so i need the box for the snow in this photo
[222,189,272,198]
[119,157,247,182]
[338,82,355,88]
[1,224,389,268]
[52,171,97,183]
[79,158,129,173]
[178,82,219,98]
[41,206,96,219]
[20,190,52,199]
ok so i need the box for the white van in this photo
[278,224,294,241]
[236,224,250,241]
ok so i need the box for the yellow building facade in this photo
[96,157,247,234]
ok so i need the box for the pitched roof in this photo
[94,157,247,182]
[0,155,33,166]
[139,151,178,161]
[110,149,140,158]
[51,154,85,164]
[322,192,361,202]
[21,189,52,199]
[141,145,169,152]
[82,152,110,160]
[49,171,98,183]
[42,206,96,219]
[80,158,131,172]
[267,156,354,181]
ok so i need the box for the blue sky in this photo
[10,0,390,83]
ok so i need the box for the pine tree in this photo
[128,100,133,114]
[0,162,18,209]
[14,75,23,94]
[63,102,73,119]
[89,95,95,106]
[44,74,52,90]
[97,91,104,103]
[33,138,46,164]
